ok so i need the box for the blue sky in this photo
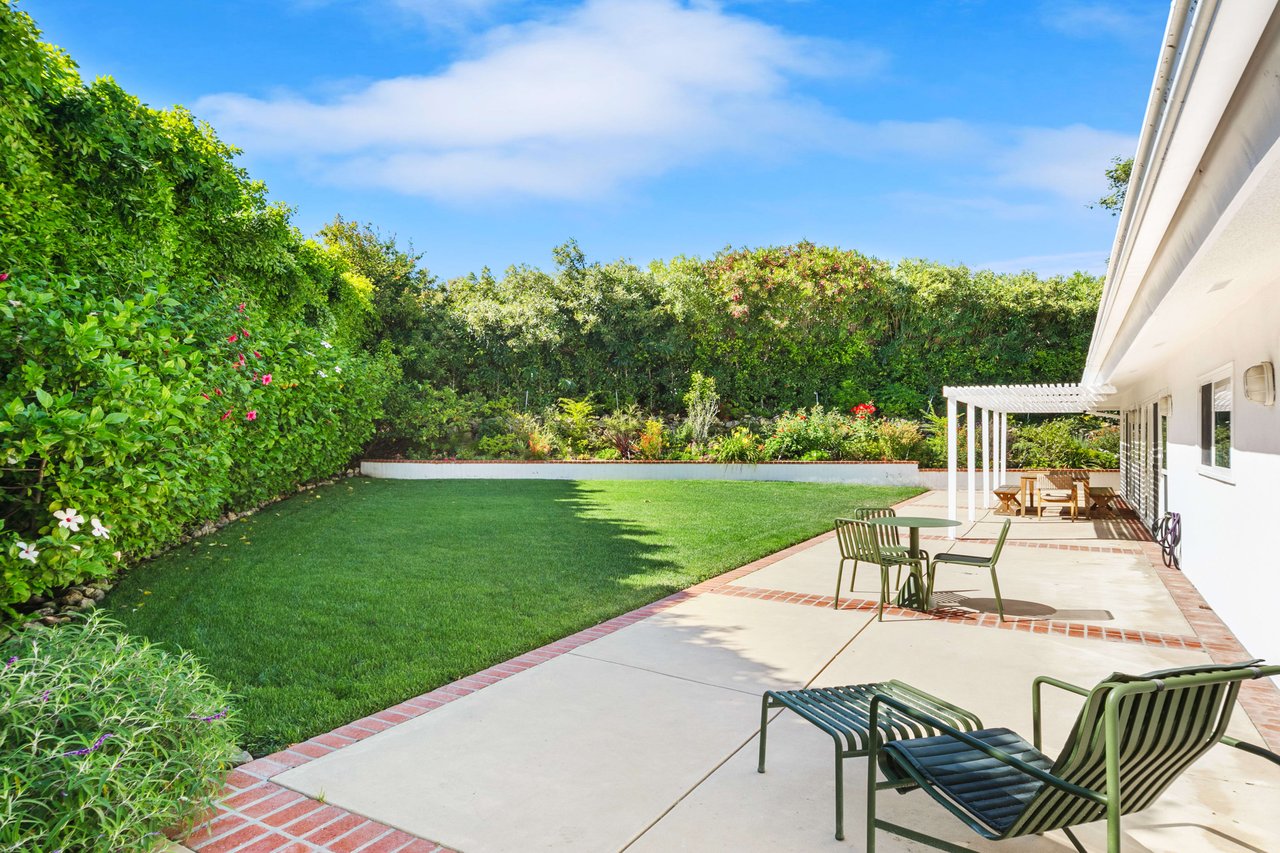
[23,0,1165,280]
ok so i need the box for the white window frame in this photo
[1198,363,1234,484]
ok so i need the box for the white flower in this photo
[17,542,38,563]
[54,508,84,531]
[334,365,342,374]
[7,300,20,307]
[320,340,332,349]
[70,544,81,552]
[90,517,111,539]
[317,370,328,378]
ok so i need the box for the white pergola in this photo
[941,383,1115,537]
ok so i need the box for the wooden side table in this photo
[1018,474,1038,516]
[993,485,1020,515]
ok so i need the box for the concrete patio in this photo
[192,491,1280,852]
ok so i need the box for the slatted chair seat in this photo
[864,660,1280,851]
[882,728,1052,835]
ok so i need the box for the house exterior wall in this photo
[1110,280,1280,664]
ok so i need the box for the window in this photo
[1200,375,1231,469]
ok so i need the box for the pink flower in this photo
[227,333,238,343]
[0,272,9,282]
[200,393,210,400]
[221,410,233,421]
[237,302,246,313]
[245,410,257,421]
[253,351,261,359]
[262,374,272,385]
[241,329,250,338]
[214,388,222,396]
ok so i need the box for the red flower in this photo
[221,410,233,421]
[237,302,246,313]
[241,329,250,338]
[245,410,258,421]
[261,374,272,385]
[253,351,261,359]
[227,334,238,343]
[200,393,210,400]
[214,388,222,396]
[0,272,9,282]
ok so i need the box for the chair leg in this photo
[990,565,1005,622]
[757,694,770,773]
[849,558,859,592]
[1062,827,1088,853]
[877,566,888,621]
[834,741,845,841]
[865,734,878,851]
[926,560,936,602]
[834,558,845,610]
[895,563,903,591]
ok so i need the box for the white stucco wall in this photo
[1108,282,1280,664]
[361,460,923,486]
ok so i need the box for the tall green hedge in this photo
[0,6,391,611]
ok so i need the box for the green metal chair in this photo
[927,518,1012,620]
[834,517,926,617]
[853,507,927,592]
[865,660,1280,852]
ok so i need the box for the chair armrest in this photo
[1032,676,1089,750]
[1222,736,1280,767]
[868,692,1106,805]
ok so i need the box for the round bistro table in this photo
[863,516,963,610]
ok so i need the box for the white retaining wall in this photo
[361,460,922,486]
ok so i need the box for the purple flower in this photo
[189,709,228,723]
[4,656,15,667]
[40,690,52,703]
[62,733,114,757]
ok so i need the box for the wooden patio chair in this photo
[927,519,1012,620]
[865,660,1280,851]
[1036,470,1080,520]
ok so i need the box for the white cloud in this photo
[992,124,1136,206]
[1042,2,1159,39]
[203,0,1135,209]
[198,0,894,201]
[887,191,1050,221]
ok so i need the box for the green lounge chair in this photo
[865,660,1280,851]
[832,519,928,618]
[927,518,1012,620]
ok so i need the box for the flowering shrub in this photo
[711,427,764,463]
[0,614,239,850]
[763,406,868,460]
[635,419,666,460]
[0,275,391,611]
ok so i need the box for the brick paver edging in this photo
[707,584,1208,651]
[182,527,841,852]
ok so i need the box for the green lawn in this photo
[106,478,921,753]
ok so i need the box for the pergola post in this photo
[982,407,991,508]
[947,396,957,538]
[1000,412,1008,485]
[966,402,976,522]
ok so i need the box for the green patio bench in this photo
[757,681,984,840]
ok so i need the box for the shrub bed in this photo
[0,614,239,850]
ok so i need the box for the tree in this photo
[1092,156,1133,215]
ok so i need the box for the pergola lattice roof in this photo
[942,383,1116,414]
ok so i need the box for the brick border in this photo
[186,493,1280,850]
[707,584,1207,651]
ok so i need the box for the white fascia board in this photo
[1084,0,1278,388]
